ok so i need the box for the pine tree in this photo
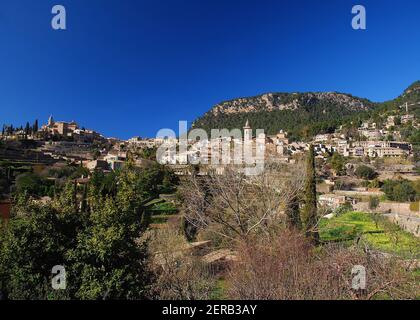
[301,144,319,245]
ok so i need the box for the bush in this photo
[329,153,346,175]
[361,180,370,188]
[355,165,377,180]
[409,202,419,212]
[381,180,417,202]
[334,203,353,216]
[15,173,53,197]
[226,229,418,300]
[369,179,381,188]
[369,196,380,210]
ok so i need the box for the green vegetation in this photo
[410,201,419,212]
[369,196,380,210]
[148,199,179,225]
[381,179,419,202]
[48,165,89,180]
[15,172,54,197]
[320,211,420,258]
[192,91,377,141]
[285,194,301,229]
[150,214,179,225]
[210,279,227,300]
[355,165,377,180]
[137,147,157,160]
[329,153,346,176]
[302,145,319,244]
[192,81,420,143]
[0,164,179,300]
[148,201,178,213]
[0,169,8,198]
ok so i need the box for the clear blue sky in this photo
[0,0,419,139]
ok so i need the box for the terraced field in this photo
[320,211,420,258]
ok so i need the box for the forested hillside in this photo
[192,82,420,141]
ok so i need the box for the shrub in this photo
[369,196,380,210]
[409,202,419,212]
[226,229,418,300]
[369,179,381,189]
[15,173,53,197]
[355,165,377,180]
[334,203,353,216]
[382,180,417,202]
[330,153,346,175]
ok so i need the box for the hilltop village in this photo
[1,93,420,300]
[1,100,419,236]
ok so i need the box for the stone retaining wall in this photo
[353,201,419,217]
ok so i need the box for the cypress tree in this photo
[80,183,88,213]
[33,119,39,133]
[25,122,30,135]
[73,180,78,212]
[301,144,319,245]
[285,195,301,229]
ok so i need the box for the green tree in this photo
[0,201,75,300]
[381,179,417,202]
[285,195,301,229]
[355,165,377,180]
[24,122,30,136]
[1,166,159,300]
[15,173,52,197]
[301,145,319,244]
[393,182,416,202]
[330,153,345,176]
[69,168,153,299]
[33,119,39,133]
[369,196,380,210]
[0,169,9,198]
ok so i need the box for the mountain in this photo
[206,92,373,116]
[192,91,376,140]
[192,82,419,141]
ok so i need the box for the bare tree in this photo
[146,224,216,300]
[181,162,306,242]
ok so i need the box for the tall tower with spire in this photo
[48,115,54,127]
[243,119,252,142]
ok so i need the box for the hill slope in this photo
[192,82,420,141]
[192,92,376,140]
